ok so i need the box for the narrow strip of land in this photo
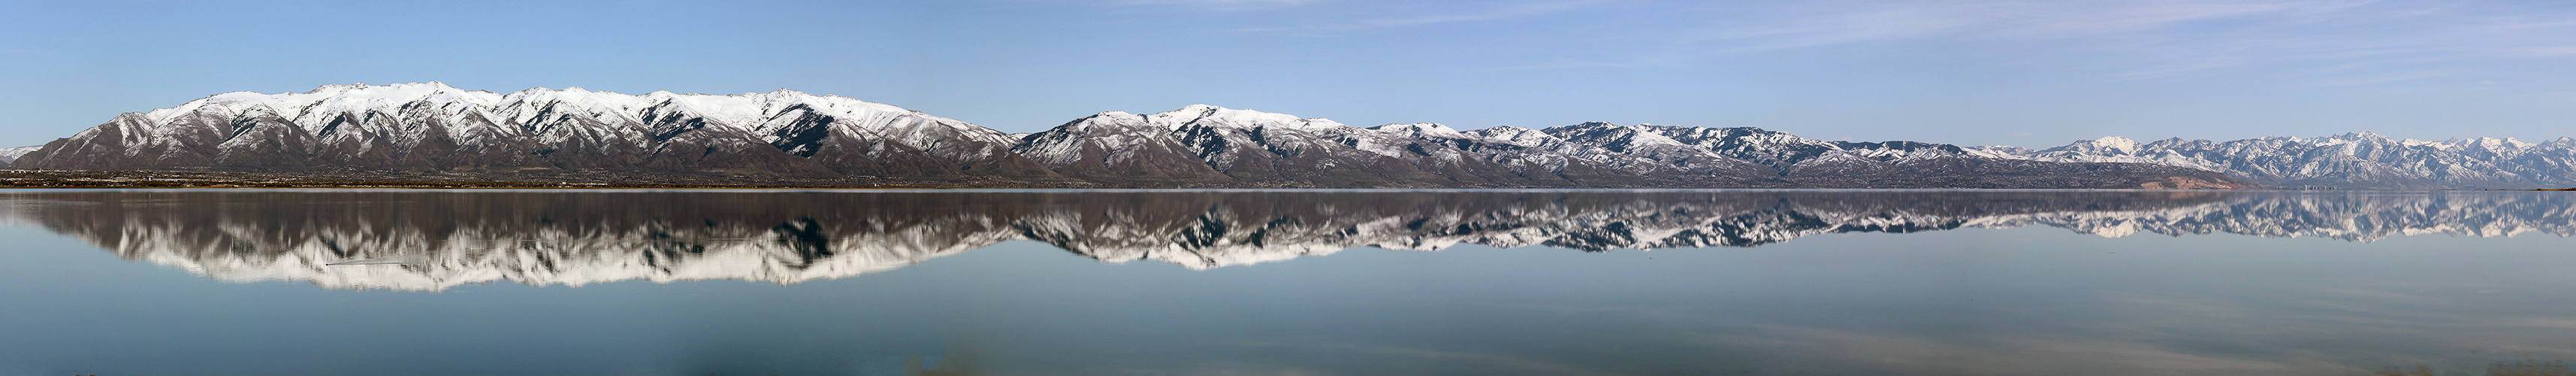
[0,169,2259,190]
[0,169,1059,189]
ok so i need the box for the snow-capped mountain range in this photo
[12,82,2569,189]
[5,190,2565,291]
[5,82,2254,189]
[8,82,1046,178]
[1976,135,2576,190]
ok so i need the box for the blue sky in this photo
[4,0,2573,147]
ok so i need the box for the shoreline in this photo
[16,169,2547,190]
[0,168,2257,190]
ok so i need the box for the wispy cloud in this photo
[1693,5,1985,50]
[1349,0,1609,29]
[1110,0,1322,11]
[1098,0,2576,96]
[2505,47,2576,57]
[1215,0,1614,34]
[1477,59,1643,71]
[2314,69,2455,86]
[1686,0,2321,50]
[2535,91,2576,109]
[1653,0,2576,92]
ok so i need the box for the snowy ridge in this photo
[12,82,1041,177]
[1006,104,2227,189]
[1013,105,1545,186]
[1987,132,2576,189]
[0,145,39,165]
[59,83,2576,188]
[8,190,2568,290]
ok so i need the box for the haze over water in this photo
[1,189,2572,375]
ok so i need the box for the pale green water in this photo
[0,190,2570,375]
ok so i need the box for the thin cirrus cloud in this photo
[2505,46,2576,57]
[1348,0,1610,29]
[1659,0,2576,87]
[1118,0,2576,85]
[1179,0,2576,86]
[1684,1,2325,51]
[1203,0,1614,33]
[1108,0,1321,11]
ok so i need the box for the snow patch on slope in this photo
[0,145,41,165]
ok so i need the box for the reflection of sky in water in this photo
[0,191,2572,375]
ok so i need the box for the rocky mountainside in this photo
[6,190,2565,290]
[1983,133,2576,190]
[5,83,2251,189]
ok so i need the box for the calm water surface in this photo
[1,190,2572,375]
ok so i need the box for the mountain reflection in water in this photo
[1,190,2568,291]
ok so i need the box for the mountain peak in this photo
[397,81,460,90]
[1370,123,1464,138]
[306,83,368,92]
[2038,136,2145,156]
[1996,131,2576,189]
[304,81,462,94]
[1143,104,1233,119]
[2091,136,2140,151]
[1140,105,1343,130]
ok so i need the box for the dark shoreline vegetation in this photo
[0,168,2257,190]
[21,171,2576,190]
[0,169,1026,189]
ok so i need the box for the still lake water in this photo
[0,189,2572,375]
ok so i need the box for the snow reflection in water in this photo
[4,190,2576,375]
[1,190,2570,291]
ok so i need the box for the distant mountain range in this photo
[4,82,2243,189]
[8,190,2565,290]
[5,83,2568,189]
[1976,134,2576,190]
